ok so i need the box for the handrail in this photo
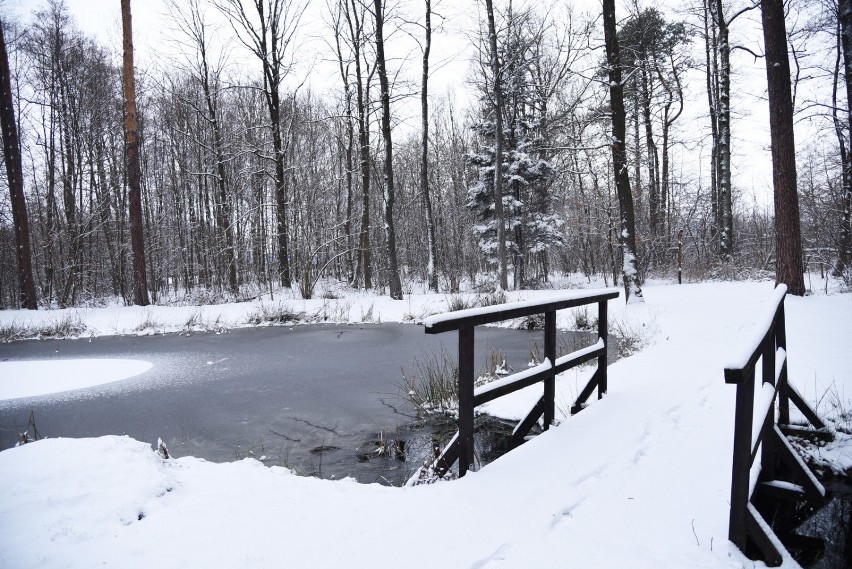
[724,285,828,566]
[424,290,620,333]
[421,288,619,479]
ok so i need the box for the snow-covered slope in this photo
[1,281,850,568]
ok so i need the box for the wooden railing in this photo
[724,284,830,566]
[422,288,619,478]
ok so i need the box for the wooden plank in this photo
[552,340,605,374]
[431,432,459,478]
[745,503,784,567]
[474,362,552,407]
[779,424,833,443]
[571,367,602,415]
[728,371,755,550]
[785,382,828,431]
[511,396,545,448]
[544,311,556,429]
[425,290,619,333]
[598,300,608,396]
[770,425,825,504]
[724,286,786,384]
[458,325,475,477]
[758,480,806,502]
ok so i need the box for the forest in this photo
[0,0,849,310]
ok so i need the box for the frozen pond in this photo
[0,323,613,484]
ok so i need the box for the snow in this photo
[0,359,152,401]
[0,279,850,568]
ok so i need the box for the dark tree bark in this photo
[484,0,508,291]
[421,0,439,292]
[121,0,150,306]
[710,0,733,259]
[344,0,372,289]
[760,0,804,295]
[703,0,721,241]
[603,0,643,302]
[372,0,403,300]
[0,19,37,309]
[837,0,852,274]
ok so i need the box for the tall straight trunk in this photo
[711,0,733,259]
[703,0,720,240]
[641,66,660,238]
[372,0,402,300]
[421,0,439,292]
[121,0,150,306]
[0,19,37,309]
[347,0,371,289]
[484,0,508,291]
[837,0,852,274]
[269,88,291,288]
[603,0,643,303]
[332,5,355,282]
[761,0,804,295]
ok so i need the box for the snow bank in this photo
[1,280,850,568]
[0,359,152,401]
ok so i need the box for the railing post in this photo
[776,301,790,426]
[598,300,608,397]
[544,310,556,429]
[458,325,475,477]
[729,370,756,550]
[761,331,777,481]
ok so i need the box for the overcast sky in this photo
[2,0,822,202]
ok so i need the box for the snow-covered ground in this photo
[1,279,850,568]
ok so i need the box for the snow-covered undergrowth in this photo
[1,278,850,568]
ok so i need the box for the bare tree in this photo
[215,0,305,288]
[0,18,37,309]
[121,0,150,306]
[836,0,852,274]
[372,0,403,299]
[421,0,439,292]
[761,0,805,294]
[168,0,239,295]
[603,0,643,302]
[484,0,508,290]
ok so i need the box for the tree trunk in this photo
[421,0,439,292]
[372,0,403,300]
[484,0,508,291]
[121,0,150,306]
[603,0,644,303]
[837,0,852,274]
[760,0,804,295]
[710,0,733,259]
[347,0,371,289]
[0,19,37,309]
[703,0,721,241]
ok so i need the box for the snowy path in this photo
[1,282,850,568]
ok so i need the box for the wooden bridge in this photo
[413,284,833,566]
[724,284,832,566]
[418,288,619,478]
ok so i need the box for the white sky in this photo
[3,0,829,203]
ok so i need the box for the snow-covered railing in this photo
[423,288,619,478]
[724,285,829,567]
